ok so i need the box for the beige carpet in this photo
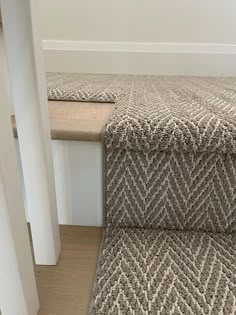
[47,73,236,314]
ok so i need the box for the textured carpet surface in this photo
[106,150,236,233]
[47,73,236,314]
[47,72,236,233]
[47,72,127,102]
[91,228,236,315]
[47,73,236,153]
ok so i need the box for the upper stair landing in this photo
[47,73,236,154]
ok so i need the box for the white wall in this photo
[40,0,236,76]
[39,0,236,43]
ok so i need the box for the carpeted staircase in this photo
[48,73,236,314]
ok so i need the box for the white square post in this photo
[0,25,39,314]
[0,0,61,265]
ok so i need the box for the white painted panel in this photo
[52,140,103,226]
[67,141,104,227]
[17,139,104,227]
[52,140,73,224]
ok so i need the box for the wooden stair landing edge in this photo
[12,101,114,142]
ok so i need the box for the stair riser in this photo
[106,149,236,233]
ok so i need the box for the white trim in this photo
[17,139,104,227]
[43,40,236,55]
[52,141,73,224]
[0,19,39,314]
[2,0,61,265]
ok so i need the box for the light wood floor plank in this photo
[12,101,113,142]
[33,225,102,315]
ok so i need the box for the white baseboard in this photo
[43,40,236,76]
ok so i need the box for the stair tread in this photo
[91,228,236,314]
[12,100,113,142]
[47,72,236,153]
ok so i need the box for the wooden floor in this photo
[33,225,102,315]
[12,101,113,142]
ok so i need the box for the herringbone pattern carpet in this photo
[90,228,236,315]
[48,73,236,153]
[47,73,236,314]
[47,72,129,102]
[106,150,236,233]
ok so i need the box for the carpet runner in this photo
[47,73,236,314]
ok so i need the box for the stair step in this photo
[12,101,113,142]
[91,228,236,314]
[47,72,236,313]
